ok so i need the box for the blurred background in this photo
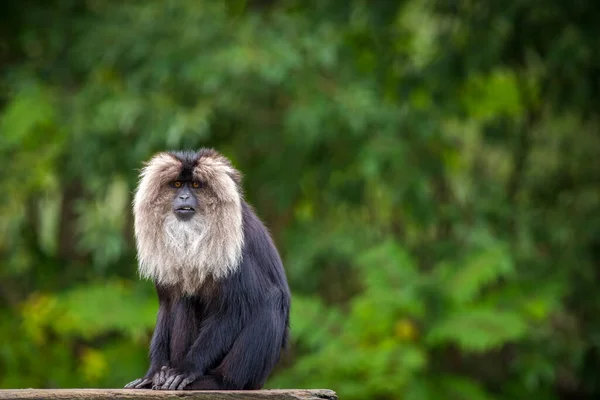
[1,1,599,399]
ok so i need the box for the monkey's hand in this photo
[156,369,200,390]
[151,366,170,389]
[125,366,169,389]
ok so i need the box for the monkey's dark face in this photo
[170,180,201,221]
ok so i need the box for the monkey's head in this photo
[132,148,244,293]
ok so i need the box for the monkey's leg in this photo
[157,311,243,391]
[126,286,172,389]
[159,290,288,391]
[156,311,240,390]
[188,296,288,390]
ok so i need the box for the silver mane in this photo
[132,150,244,295]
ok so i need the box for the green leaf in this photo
[439,244,515,304]
[356,240,420,290]
[427,308,529,352]
[462,68,524,121]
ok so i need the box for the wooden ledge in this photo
[0,389,337,400]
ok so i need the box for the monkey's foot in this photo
[156,370,200,390]
[124,377,152,389]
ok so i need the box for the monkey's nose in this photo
[179,193,190,200]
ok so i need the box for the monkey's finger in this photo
[151,377,164,390]
[177,376,195,390]
[126,378,149,388]
[158,365,169,378]
[167,375,184,390]
[161,374,178,390]
[155,370,166,386]
[162,369,174,380]
[124,379,142,388]
[133,378,152,389]
[156,371,164,385]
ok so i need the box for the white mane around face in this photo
[132,151,244,295]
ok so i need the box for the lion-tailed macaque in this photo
[124,149,290,390]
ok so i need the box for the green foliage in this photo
[2,0,600,399]
[427,308,528,352]
[438,243,515,305]
[21,280,157,342]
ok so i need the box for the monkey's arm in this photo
[206,290,289,390]
[125,285,172,389]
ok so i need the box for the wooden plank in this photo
[0,389,337,400]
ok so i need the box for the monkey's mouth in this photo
[174,206,196,220]
[175,206,195,213]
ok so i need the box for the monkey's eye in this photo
[172,181,183,188]
[192,181,201,189]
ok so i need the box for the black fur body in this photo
[125,149,291,391]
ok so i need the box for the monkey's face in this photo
[134,150,241,222]
[132,149,244,289]
[166,176,233,222]
[170,180,201,221]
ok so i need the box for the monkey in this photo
[124,148,290,391]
